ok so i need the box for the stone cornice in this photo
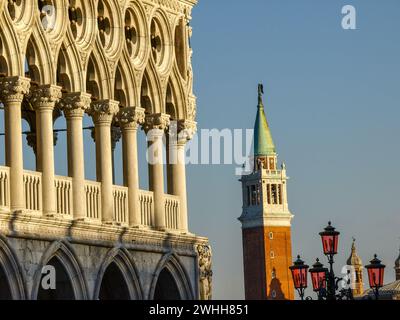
[0,211,209,255]
[239,213,294,229]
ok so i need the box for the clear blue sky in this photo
[187,0,400,299]
[0,0,399,300]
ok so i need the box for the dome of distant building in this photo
[347,239,363,266]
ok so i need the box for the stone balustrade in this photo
[0,166,181,230]
[23,170,42,213]
[165,195,180,230]
[0,167,9,209]
[139,190,154,227]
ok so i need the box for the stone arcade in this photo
[0,0,212,300]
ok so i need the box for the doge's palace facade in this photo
[0,0,211,300]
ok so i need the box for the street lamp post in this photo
[290,221,384,301]
[365,254,386,300]
[309,259,328,300]
[289,256,309,301]
[319,222,340,300]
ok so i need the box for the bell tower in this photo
[346,239,364,297]
[239,84,294,300]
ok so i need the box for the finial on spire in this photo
[352,237,356,250]
[258,83,264,107]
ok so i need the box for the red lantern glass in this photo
[309,259,328,292]
[366,255,385,289]
[289,256,309,290]
[319,222,340,255]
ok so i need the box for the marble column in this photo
[118,107,145,227]
[0,76,30,211]
[168,120,196,232]
[29,85,62,216]
[88,100,119,224]
[58,92,91,220]
[143,113,170,230]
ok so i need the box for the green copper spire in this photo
[254,84,276,156]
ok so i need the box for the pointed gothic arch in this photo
[0,28,9,76]
[149,252,194,300]
[85,52,102,100]
[114,56,137,108]
[31,241,88,300]
[140,64,162,114]
[0,235,27,300]
[55,41,85,93]
[94,248,143,300]
[56,45,73,93]
[166,69,187,120]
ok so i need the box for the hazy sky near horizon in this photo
[0,0,399,300]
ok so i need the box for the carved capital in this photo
[58,92,91,119]
[29,85,62,111]
[117,107,146,130]
[169,120,197,146]
[178,119,197,141]
[143,113,170,133]
[88,99,119,125]
[0,76,31,103]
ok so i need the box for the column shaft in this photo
[168,120,196,232]
[40,108,56,214]
[123,128,139,225]
[30,85,62,216]
[5,101,25,210]
[67,116,85,218]
[0,77,30,211]
[97,124,113,222]
[89,100,119,224]
[60,92,91,220]
[119,107,145,227]
[144,113,170,230]
[148,130,166,230]
[170,141,188,231]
